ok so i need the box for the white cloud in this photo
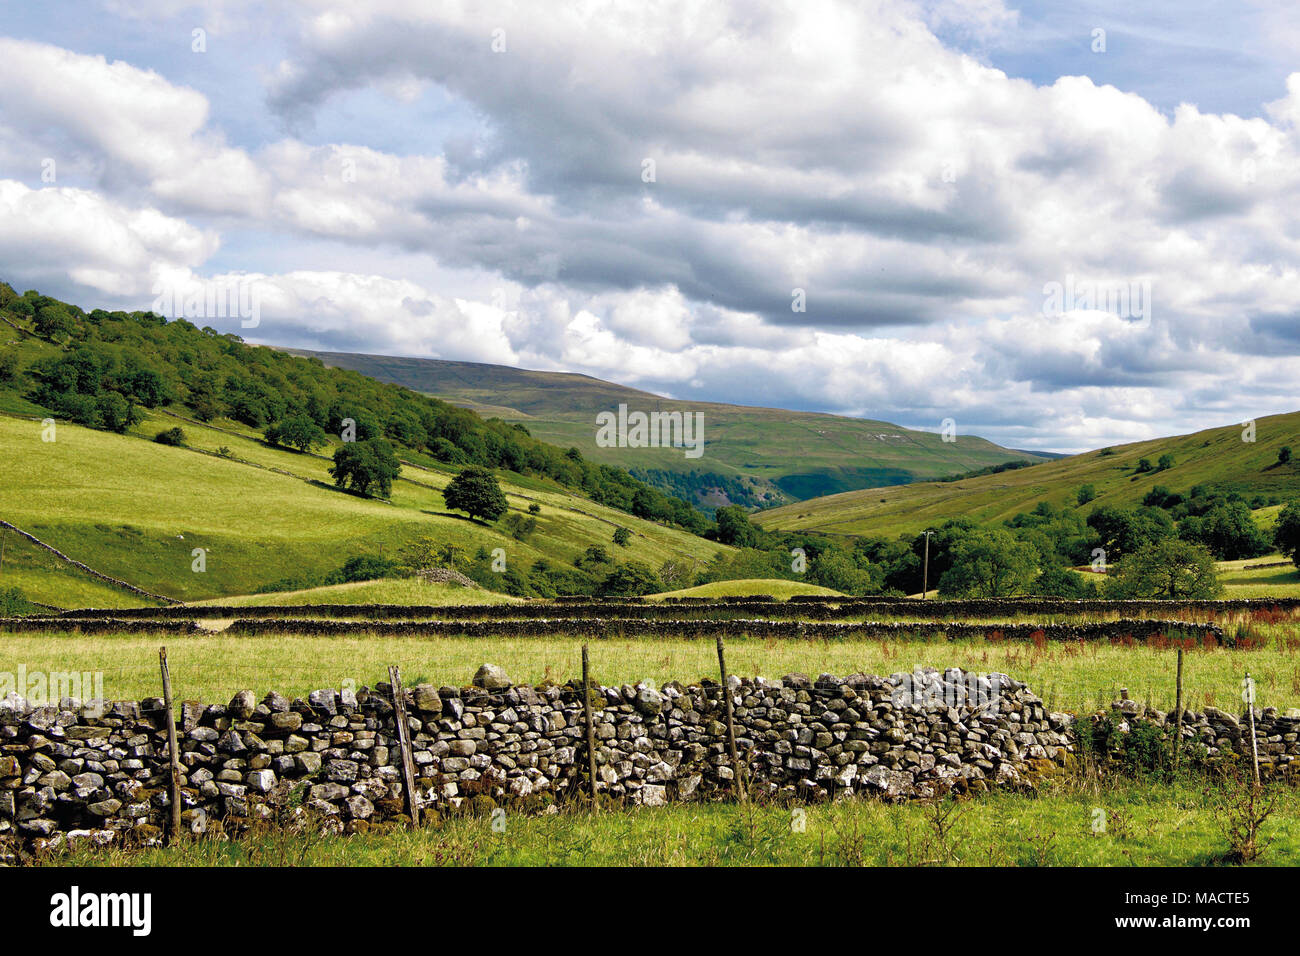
[5,4,1300,452]
[0,180,217,297]
[0,37,269,216]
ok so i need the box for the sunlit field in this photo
[42,776,1300,868]
[5,626,1297,714]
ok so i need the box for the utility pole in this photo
[922,530,934,599]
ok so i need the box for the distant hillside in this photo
[282,349,1046,509]
[0,283,728,605]
[755,412,1300,538]
[0,411,726,606]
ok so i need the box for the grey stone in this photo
[473,664,511,690]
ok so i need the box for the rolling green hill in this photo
[0,284,731,607]
[0,411,728,607]
[755,411,1300,538]
[647,578,845,600]
[281,349,1048,508]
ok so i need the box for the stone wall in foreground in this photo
[0,667,1294,852]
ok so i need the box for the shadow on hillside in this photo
[307,478,393,503]
[421,509,494,527]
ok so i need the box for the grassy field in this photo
[647,578,844,600]
[44,776,1300,867]
[285,348,1046,503]
[0,533,151,609]
[187,578,520,607]
[6,629,1297,713]
[756,410,1300,538]
[1219,556,1300,598]
[0,412,727,606]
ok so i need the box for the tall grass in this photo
[4,626,1297,712]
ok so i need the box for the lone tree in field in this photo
[265,413,327,452]
[1279,446,1293,465]
[1274,500,1300,567]
[613,526,632,547]
[443,465,508,522]
[1106,538,1222,598]
[329,438,401,498]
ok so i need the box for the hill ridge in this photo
[280,347,1046,508]
[756,409,1300,538]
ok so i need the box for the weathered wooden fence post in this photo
[158,646,182,843]
[582,643,598,809]
[1245,671,1260,789]
[716,636,747,802]
[1172,647,1184,773]
[387,665,422,825]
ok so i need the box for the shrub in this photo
[597,561,664,597]
[0,350,19,386]
[154,426,187,446]
[613,526,632,547]
[0,586,36,615]
[1278,446,1292,465]
[1029,566,1099,598]
[503,513,538,541]
[335,554,400,583]
[265,414,327,452]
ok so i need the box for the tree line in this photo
[1,284,709,533]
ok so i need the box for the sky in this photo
[3,1,1300,453]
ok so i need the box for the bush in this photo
[335,554,400,583]
[503,513,538,541]
[0,586,36,615]
[0,350,20,386]
[1279,446,1292,465]
[1029,565,1099,598]
[613,526,632,547]
[153,426,187,446]
[265,414,327,452]
[597,561,663,597]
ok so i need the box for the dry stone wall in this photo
[37,596,1300,620]
[1,616,1225,645]
[3,666,1294,854]
[1,667,1064,849]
